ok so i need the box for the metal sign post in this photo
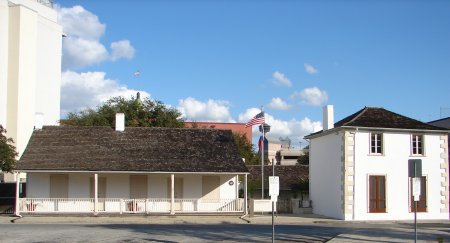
[409,159,422,243]
[269,176,279,243]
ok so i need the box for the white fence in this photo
[19,198,244,214]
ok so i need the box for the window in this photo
[50,174,68,198]
[411,135,423,155]
[130,175,148,199]
[410,176,427,212]
[370,133,383,154]
[369,175,386,213]
[202,176,220,201]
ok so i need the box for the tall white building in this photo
[0,0,62,181]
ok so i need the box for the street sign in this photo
[408,159,422,178]
[412,177,421,201]
[269,176,279,198]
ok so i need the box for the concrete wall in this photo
[309,131,344,219]
[352,131,448,220]
[311,128,449,220]
[0,0,61,175]
[26,173,240,200]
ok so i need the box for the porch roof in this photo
[17,126,248,173]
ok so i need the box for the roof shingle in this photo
[306,107,447,138]
[17,126,248,173]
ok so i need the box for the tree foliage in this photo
[232,133,259,165]
[297,151,309,165]
[61,96,184,128]
[0,126,17,173]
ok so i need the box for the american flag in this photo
[245,111,265,127]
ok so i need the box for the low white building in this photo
[15,117,249,216]
[305,105,449,220]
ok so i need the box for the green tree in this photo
[61,96,184,128]
[297,151,309,165]
[0,126,18,173]
[232,133,259,165]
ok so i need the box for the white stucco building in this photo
[0,0,62,181]
[16,118,249,215]
[305,105,449,220]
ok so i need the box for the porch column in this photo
[15,172,20,216]
[170,174,175,215]
[94,173,98,215]
[244,174,248,215]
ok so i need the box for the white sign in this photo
[412,177,421,201]
[269,176,279,197]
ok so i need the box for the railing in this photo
[35,0,53,8]
[19,198,244,214]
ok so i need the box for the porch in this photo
[20,198,245,214]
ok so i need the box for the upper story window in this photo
[370,132,383,154]
[411,134,424,155]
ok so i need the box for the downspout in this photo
[170,174,175,215]
[14,172,22,218]
[94,173,98,215]
[239,174,250,223]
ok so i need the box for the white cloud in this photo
[61,71,150,115]
[177,97,235,122]
[110,40,135,61]
[291,87,328,106]
[62,37,108,69]
[304,63,318,75]
[268,97,292,110]
[57,5,135,70]
[238,108,322,147]
[272,71,292,87]
[57,5,105,40]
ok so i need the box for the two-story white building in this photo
[305,105,449,220]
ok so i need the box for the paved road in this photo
[0,215,448,242]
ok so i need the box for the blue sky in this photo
[55,0,450,147]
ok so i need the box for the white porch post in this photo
[15,172,20,216]
[94,173,98,215]
[244,174,248,215]
[170,174,175,215]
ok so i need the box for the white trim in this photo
[306,126,448,140]
[15,170,249,175]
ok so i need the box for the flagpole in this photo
[261,106,264,199]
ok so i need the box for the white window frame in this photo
[411,134,424,156]
[369,132,383,155]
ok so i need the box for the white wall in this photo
[0,1,8,127]
[25,173,240,200]
[0,0,61,175]
[309,131,344,219]
[352,131,447,220]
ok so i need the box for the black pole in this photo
[272,158,275,243]
[414,200,417,243]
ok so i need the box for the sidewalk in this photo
[0,213,338,225]
[1,213,447,225]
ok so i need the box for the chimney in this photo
[115,113,125,131]
[35,112,44,130]
[323,105,334,131]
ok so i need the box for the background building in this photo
[184,122,252,143]
[0,0,62,181]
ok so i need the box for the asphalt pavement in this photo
[0,214,448,242]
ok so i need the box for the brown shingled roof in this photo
[17,126,248,173]
[247,165,308,190]
[334,107,444,130]
[306,107,447,138]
